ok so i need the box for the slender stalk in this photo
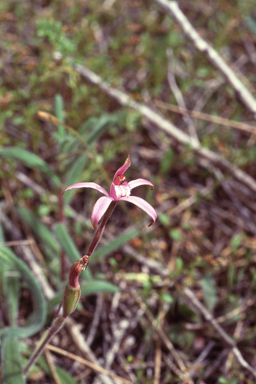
[24,204,116,376]
[23,317,66,376]
[87,201,117,257]
[59,189,65,281]
[23,257,89,376]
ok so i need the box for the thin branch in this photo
[166,48,200,144]
[46,344,133,384]
[44,349,62,384]
[155,100,256,135]
[153,0,256,116]
[74,64,256,193]
[153,340,162,384]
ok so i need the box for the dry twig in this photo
[46,344,133,384]
[154,340,162,384]
[155,100,256,135]
[166,48,200,143]
[131,288,193,383]
[44,349,62,384]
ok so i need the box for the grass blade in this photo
[54,365,78,384]
[0,147,61,187]
[86,114,117,143]
[55,94,65,139]
[81,280,118,295]
[63,155,88,204]
[6,272,20,327]
[1,336,26,384]
[54,222,91,280]
[0,247,47,338]
[15,205,60,256]
[90,228,139,263]
[47,280,118,313]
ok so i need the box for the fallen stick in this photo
[155,100,256,135]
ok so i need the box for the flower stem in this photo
[87,201,117,257]
[59,189,65,281]
[23,316,66,376]
[24,201,116,376]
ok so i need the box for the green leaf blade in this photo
[1,336,26,384]
[0,147,61,187]
[54,222,91,280]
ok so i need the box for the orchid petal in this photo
[91,196,113,230]
[128,178,154,190]
[110,182,118,200]
[110,181,131,200]
[63,182,109,197]
[119,196,157,226]
[112,155,131,180]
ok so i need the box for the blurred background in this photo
[1,1,256,383]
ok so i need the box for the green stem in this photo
[24,201,116,376]
[23,317,66,376]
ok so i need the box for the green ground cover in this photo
[1,1,256,383]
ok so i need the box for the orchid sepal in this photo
[91,196,113,230]
[119,195,157,227]
[63,182,109,197]
[128,178,154,190]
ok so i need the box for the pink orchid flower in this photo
[63,155,157,230]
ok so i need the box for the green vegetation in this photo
[1,0,256,383]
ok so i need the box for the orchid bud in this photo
[63,284,81,318]
[62,255,89,318]
[69,255,89,288]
